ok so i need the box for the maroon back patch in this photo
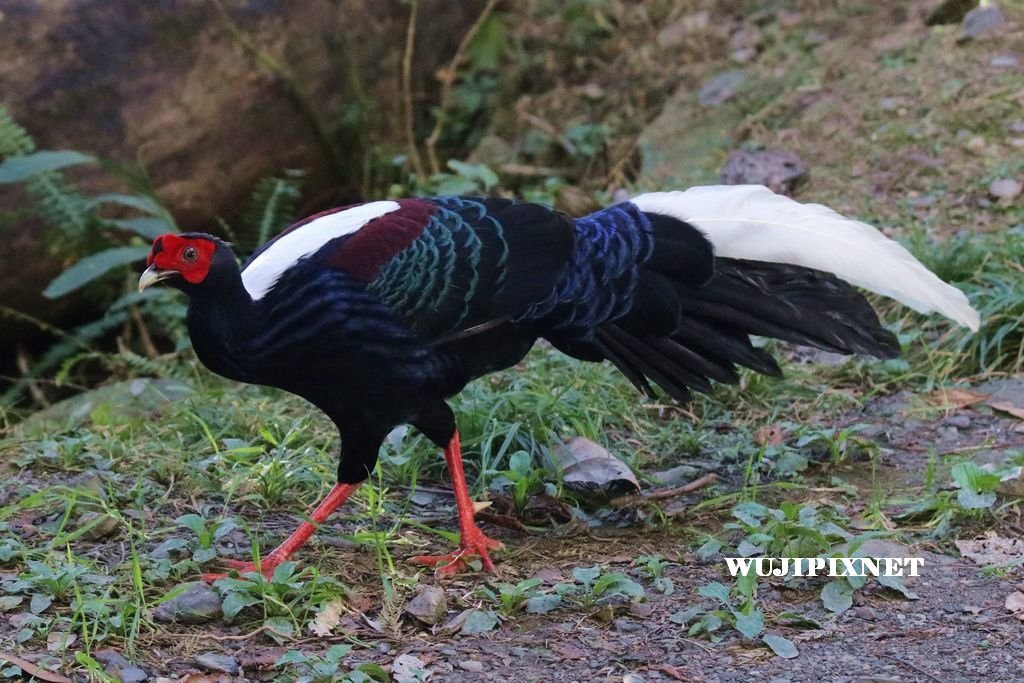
[326,199,436,281]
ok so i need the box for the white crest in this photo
[632,186,979,331]
[241,201,401,300]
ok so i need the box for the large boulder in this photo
[0,0,486,352]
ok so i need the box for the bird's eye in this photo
[182,246,199,263]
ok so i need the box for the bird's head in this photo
[138,233,235,294]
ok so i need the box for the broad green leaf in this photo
[951,462,1001,495]
[697,581,731,604]
[525,594,561,614]
[29,594,52,614]
[0,150,94,183]
[820,579,853,614]
[108,217,172,240]
[732,501,769,527]
[957,488,997,509]
[876,573,919,599]
[175,514,207,537]
[459,609,499,634]
[734,609,765,638]
[90,192,167,217]
[221,591,260,619]
[43,245,151,299]
[668,605,702,625]
[275,650,310,666]
[572,565,601,586]
[696,538,722,560]
[762,633,799,658]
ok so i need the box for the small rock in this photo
[78,511,121,541]
[458,660,484,673]
[720,149,808,195]
[991,54,1020,68]
[1009,121,1024,134]
[195,653,240,675]
[153,582,223,624]
[960,4,1007,41]
[854,606,878,621]
[698,70,747,107]
[404,585,447,625]
[989,178,1023,202]
[614,617,643,633]
[120,666,148,683]
[729,26,763,51]
[944,414,972,429]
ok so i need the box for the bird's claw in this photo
[411,529,504,576]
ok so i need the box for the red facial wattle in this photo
[148,234,216,284]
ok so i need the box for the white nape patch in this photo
[241,201,401,300]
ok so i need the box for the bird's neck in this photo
[185,268,257,381]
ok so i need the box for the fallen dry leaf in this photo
[1005,591,1024,620]
[956,534,1024,567]
[755,423,786,446]
[988,400,1024,420]
[309,597,347,636]
[392,653,432,683]
[929,388,987,410]
[549,437,640,494]
[0,652,71,683]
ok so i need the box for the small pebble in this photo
[196,653,240,675]
[991,54,1020,68]
[153,582,223,624]
[990,178,1022,202]
[404,585,448,625]
[458,660,484,672]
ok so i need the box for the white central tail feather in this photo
[631,185,980,331]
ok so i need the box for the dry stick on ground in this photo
[608,472,718,508]
[401,0,426,180]
[130,304,159,358]
[424,0,502,175]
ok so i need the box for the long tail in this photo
[548,185,979,403]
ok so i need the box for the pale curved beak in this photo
[138,265,173,292]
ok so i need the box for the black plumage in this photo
[139,194,902,577]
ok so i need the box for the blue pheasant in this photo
[138,186,977,579]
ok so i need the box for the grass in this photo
[2,0,1023,678]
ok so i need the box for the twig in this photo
[498,162,573,177]
[882,654,944,682]
[0,652,71,683]
[424,0,501,174]
[130,305,159,358]
[401,0,426,180]
[646,473,718,500]
[517,109,577,155]
[207,625,273,641]
[608,473,718,508]
[15,344,47,406]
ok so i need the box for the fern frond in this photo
[243,169,305,248]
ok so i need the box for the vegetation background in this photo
[0,0,1022,681]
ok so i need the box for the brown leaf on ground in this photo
[0,652,71,683]
[309,597,347,636]
[955,534,1024,567]
[987,400,1024,420]
[1005,592,1024,620]
[755,423,787,446]
[929,388,988,410]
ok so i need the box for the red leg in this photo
[202,482,361,582]
[411,431,503,575]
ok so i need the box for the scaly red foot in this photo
[411,527,504,575]
[200,555,288,583]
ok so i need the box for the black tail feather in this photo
[578,257,900,403]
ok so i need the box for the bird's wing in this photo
[243,197,575,343]
[359,197,575,341]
